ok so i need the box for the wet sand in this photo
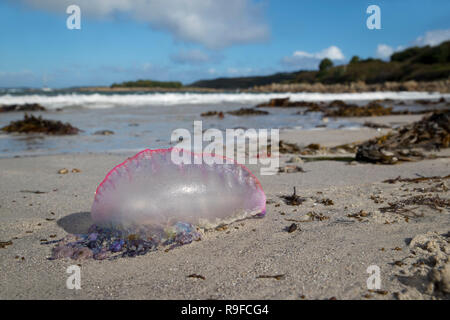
[0,114,449,299]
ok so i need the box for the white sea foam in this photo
[0,91,448,109]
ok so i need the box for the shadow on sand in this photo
[57,212,93,234]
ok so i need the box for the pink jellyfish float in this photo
[49,148,266,260]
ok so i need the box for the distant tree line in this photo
[189,41,450,89]
[111,79,183,89]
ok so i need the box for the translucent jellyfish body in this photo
[47,148,266,260]
[91,148,266,231]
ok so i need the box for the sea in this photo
[0,89,449,158]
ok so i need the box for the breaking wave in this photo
[0,91,448,109]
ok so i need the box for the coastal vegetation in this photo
[111,79,183,89]
[190,41,450,89]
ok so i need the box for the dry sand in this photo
[0,115,449,300]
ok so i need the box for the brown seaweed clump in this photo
[256,97,322,109]
[200,111,224,118]
[227,108,269,116]
[1,114,80,135]
[278,140,357,156]
[281,187,306,206]
[0,103,46,112]
[323,101,394,117]
[356,111,450,164]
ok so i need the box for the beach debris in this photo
[356,111,450,164]
[279,140,358,156]
[286,223,298,233]
[318,198,334,206]
[413,182,448,193]
[200,110,225,118]
[379,195,449,216]
[256,274,285,280]
[306,211,330,221]
[324,101,394,117]
[383,174,450,184]
[58,168,69,174]
[0,103,46,113]
[278,165,306,174]
[279,140,302,154]
[94,130,114,135]
[257,97,449,117]
[227,108,269,116]
[20,190,47,194]
[0,240,13,249]
[368,289,389,296]
[71,168,81,173]
[347,210,370,221]
[1,114,80,135]
[187,274,206,280]
[280,187,306,206]
[256,97,322,109]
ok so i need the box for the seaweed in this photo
[356,111,450,164]
[200,111,224,118]
[280,187,306,206]
[255,98,322,109]
[347,210,370,221]
[279,140,302,154]
[0,103,46,112]
[256,274,285,280]
[1,114,80,135]
[379,195,450,217]
[227,108,269,116]
[318,198,334,206]
[363,121,391,129]
[0,240,13,249]
[383,174,450,184]
[306,211,330,221]
[20,190,47,194]
[187,274,206,280]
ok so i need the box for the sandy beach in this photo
[1,114,448,300]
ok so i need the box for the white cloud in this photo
[281,46,345,69]
[291,46,345,60]
[18,0,269,49]
[376,44,394,60]
[414,29,450,46]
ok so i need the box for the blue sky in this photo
[1,0,449,88]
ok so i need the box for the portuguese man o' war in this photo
[48,148,266,260]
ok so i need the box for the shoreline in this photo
[25,79,450,94]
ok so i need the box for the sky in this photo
[0,0,449,88]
